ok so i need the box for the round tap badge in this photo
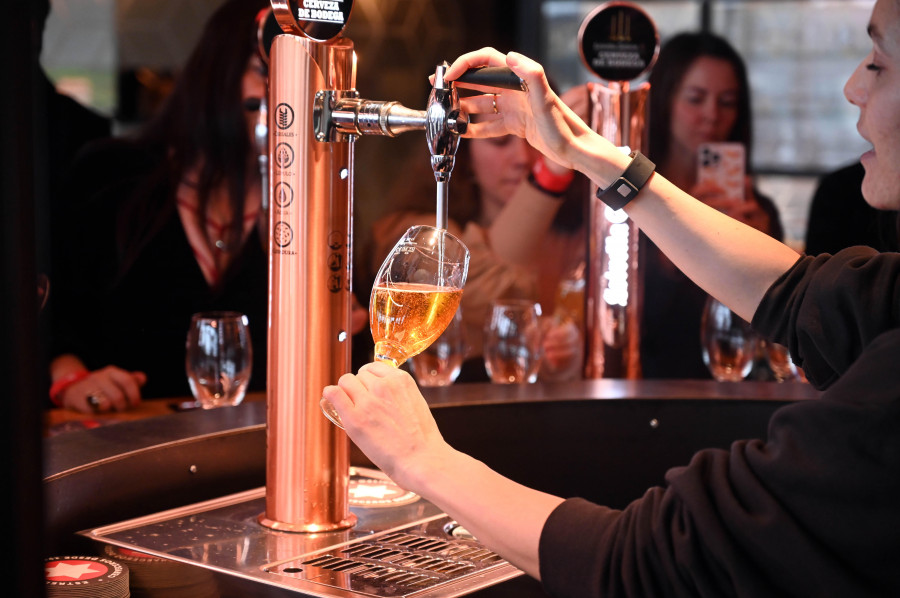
[271,0,353,42]
[578,2,659,83]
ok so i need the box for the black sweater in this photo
[539,247,900,597]
[51,140,269,399]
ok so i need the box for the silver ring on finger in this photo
[86,392,107,412]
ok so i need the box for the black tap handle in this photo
[456,67,526,91]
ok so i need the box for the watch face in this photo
[597,151,655,211]
[578,2,659,83]
[274,221,293,247]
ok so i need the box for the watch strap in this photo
[596,151,655,210]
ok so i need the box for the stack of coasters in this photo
[45,556,129,598]
[102,545,218,598]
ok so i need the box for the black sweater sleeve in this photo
[539,250,900,598]
[751,248,900,389]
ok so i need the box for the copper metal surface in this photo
[263,33,357,532]
[584,81,650,379]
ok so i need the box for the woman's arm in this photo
[487,86,590,266]
[446,49,800,322]
[624,176,799,321]
[487,180,567,265]
[323,362,563,579]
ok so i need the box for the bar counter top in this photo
[44,379,820,556]
[44,379,819,475]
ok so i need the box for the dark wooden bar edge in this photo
[43,380,820,558]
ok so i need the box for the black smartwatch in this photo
[596,150,655,211]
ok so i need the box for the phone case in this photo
[697,142,745,201]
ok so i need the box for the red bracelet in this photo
[49,370,90,406]
[530,156,575,196]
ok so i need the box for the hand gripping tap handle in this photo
[318,64,522,230]
[423,64,525,180]
[455,66,527,91]
[427,65,523,229]
[424,66,526,177]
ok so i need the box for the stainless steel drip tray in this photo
[80,468,523,597]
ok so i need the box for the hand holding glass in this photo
[322,225,469,427]
[186,311,253,409]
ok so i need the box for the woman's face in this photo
[469,135,538,215]
[844,0,900,210]
[669,56,740,156]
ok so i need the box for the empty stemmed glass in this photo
[321,225,469,428]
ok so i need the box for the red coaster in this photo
[45,556,129,598]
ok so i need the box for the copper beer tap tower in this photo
[259,0,511,532]
[578,2,659,380]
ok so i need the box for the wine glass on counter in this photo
[764,340,799,382]
[700,296,755,382]
[483,299,544,384]
[185,311,253,409]
[409,307,466,387]
[321,225,469,428]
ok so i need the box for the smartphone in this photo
[697,142,745,201]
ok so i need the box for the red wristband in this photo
[49,370,90,406]
[530,156,575,195]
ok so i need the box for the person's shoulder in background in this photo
[805,162,898,255]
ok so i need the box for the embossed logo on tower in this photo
[275,103,294,130]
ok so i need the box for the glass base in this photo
[373,341,406,368]
[320,397,344,429]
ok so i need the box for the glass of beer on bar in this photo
[322,225,469,428]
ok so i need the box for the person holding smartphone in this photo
[640,32,784,379]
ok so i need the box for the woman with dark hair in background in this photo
[48,0,274,412]
[641,31,784,379]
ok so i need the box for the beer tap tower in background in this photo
[578,2,659,379]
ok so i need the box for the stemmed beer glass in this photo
[321,225,469,427]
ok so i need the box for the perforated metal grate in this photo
[267,519,508,597]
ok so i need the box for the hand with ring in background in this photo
[50,362,147,413]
